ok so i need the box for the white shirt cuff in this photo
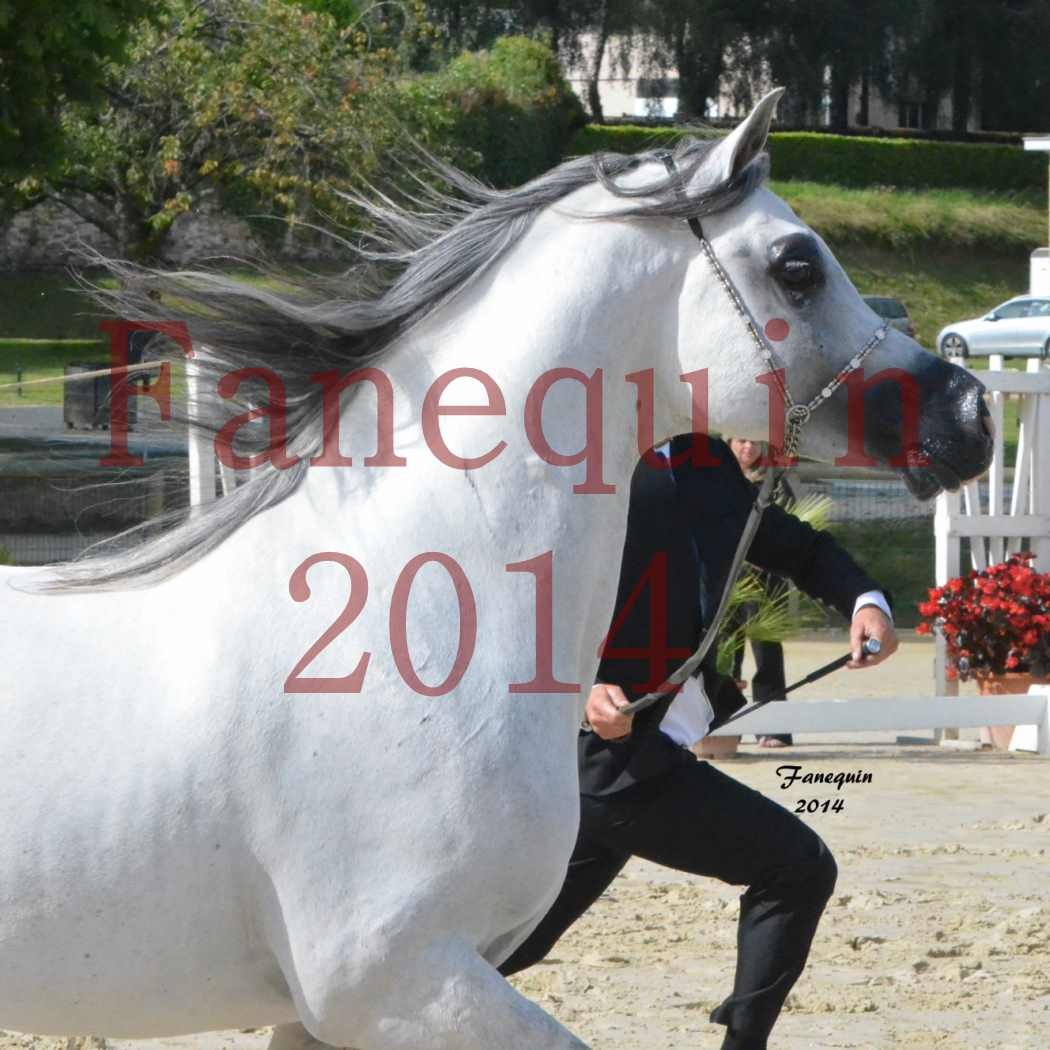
[659,676,715,748]
[853,590,892,622]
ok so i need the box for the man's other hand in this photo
[586,683,635,740]
[847,606,898,669]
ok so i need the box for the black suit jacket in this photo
[578,436,886,796]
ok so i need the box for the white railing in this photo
[709,686,1050,755]
[933,355,1050,716]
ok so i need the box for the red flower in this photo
[915,555,1050,675]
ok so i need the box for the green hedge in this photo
[569,125,1046,194]
[402,36,586,188]
[571,124,687,157]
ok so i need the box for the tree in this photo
[13,0,411,258]
[884,0,1050,132]
[0,0,161,178]
[978,1,1050,131]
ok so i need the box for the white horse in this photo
[0,92,990,1050]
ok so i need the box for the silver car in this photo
[938,296,1050,359]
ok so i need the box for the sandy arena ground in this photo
[4,635,1049,1049]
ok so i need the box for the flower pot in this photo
[975,672,1049,750]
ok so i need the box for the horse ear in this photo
[704,88,784,185]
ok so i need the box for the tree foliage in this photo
[433,0,1050,133]
[14,0,417,257]
[0,0,161,176]
[9,1,580,260]
[402,35,584,186]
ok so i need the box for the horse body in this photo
[0,93,993,1049]
[0,201,666,1042]
[0,468,612,1038]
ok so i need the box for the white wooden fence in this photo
[709,686,1050,755]
[186,353,236,505]
[933,355,1050,732]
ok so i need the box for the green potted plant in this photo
[696,494,833,759]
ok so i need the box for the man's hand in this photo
[847,606,898,669]
[585,683,635,740]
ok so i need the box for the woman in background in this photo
[725,437,796,748]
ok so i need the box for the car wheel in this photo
[941,333,969,359]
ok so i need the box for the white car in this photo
[937,296,1050,359]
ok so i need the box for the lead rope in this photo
[609,153,889,720]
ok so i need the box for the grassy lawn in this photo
[775,180,1045,258]
[832,243,1029,350]
[0,340,108,407]
[0,273,103,340]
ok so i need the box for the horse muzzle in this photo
[864,359,994,500]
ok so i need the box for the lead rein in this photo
[616,465,779,719]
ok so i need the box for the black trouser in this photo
[500,755,837,1050]
[733,636,792,745]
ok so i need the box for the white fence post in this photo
[933,355,1050,738]
[185,352,217,507]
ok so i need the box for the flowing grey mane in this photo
[43,140,768,592]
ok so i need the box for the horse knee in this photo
[498,925,557,977]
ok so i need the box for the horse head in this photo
[578,90,993,496]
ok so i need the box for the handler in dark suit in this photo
[500,435,897,1050]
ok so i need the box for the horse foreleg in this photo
[293,934,589,1050]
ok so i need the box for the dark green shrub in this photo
[770,132,1044,193]
[570,124,688,157]
[569,125,1046,194]
[402,36,586,187]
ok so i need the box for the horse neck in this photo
[328,211,690,507]
[282,216,694,692]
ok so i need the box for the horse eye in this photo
[768,233,824,297]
